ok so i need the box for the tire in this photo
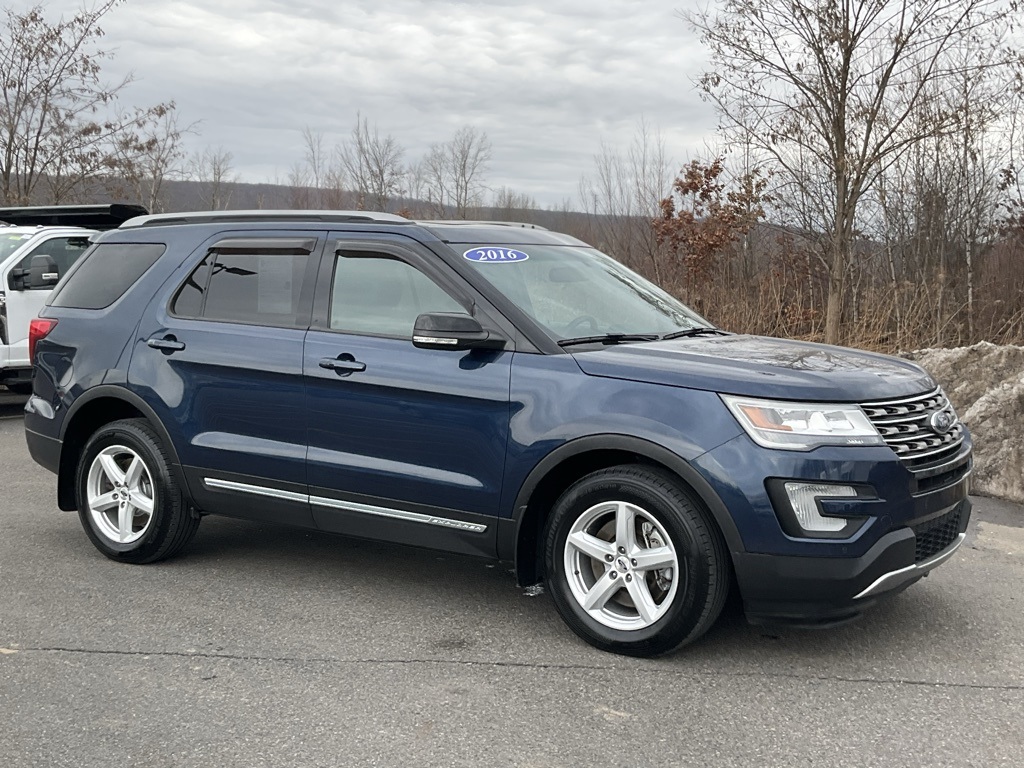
[543,464,730,657]
[75,418,199,564]
[5,382,32,396]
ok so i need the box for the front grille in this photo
[912,505,964,562]
[861,388,965,470]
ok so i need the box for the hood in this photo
[570,335,935,402]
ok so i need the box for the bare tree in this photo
[403,158,429,214]
[302,126,326,194]
[627,118,674,280]
[113,105,198,212]
[0,1,172,204]
[449,126,492,217]
[340,113,405,211]
[578,140,635,258]
[688,0,1021,344]
[873,61,1011,345]
[420,126,492,218]
[286,128,348,209]
[191,147,238,210]
[491,186,537,220]
[419,146,451,218]
[578,119,672,277]
[286,160,312,209]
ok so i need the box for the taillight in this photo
[28,318,58,363]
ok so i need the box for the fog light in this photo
[783,482,857,533]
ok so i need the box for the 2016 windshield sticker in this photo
[463,247,529,263]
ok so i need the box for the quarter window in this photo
[49,243,165,309]
[329,252,464,337]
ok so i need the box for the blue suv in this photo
[24,210,972,656]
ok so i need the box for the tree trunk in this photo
[824,186,852,346]
[824,245,845,345]
[966,236,974,342]
[886,240,902,347]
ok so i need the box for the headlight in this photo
[721,395,884,450]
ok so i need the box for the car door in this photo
[4,234,91,366]
[129,232,323,527]
[303,236,513,556]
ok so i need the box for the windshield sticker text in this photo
[463,247,529,263]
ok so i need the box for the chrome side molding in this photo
[202,477,487,534]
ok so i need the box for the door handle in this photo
[147,335,186,352]
[319,355,366,374]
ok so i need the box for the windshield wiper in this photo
[558,333,660,348]
[660,327,728,340]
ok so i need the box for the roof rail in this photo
[416,220,548,230]
[0,204,148,230]
[120,210,410,228]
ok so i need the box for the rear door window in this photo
[170,238,319,328]
[49,243,165,309]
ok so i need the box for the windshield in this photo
[0,232,32,261]
[459,244,710,341]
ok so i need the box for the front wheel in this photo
[76,419,199,564]
[544,465,730,657]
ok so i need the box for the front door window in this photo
[330,251,465,337]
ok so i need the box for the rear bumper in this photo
[735,497,972,626]
[25,426,61,475]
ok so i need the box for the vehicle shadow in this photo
[169,513,983,674]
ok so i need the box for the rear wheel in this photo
[544,465,730,657]
[76,419,199,563]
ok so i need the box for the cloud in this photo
[41,0,719,205]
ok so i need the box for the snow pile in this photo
[904,342,1024,504]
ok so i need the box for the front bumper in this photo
[734,496,972,626]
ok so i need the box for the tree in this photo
[190,147,238,210]
[420,126,492,218]
[113,104,197,213]
[0,1,172,205]
[869,58,1012,346]
[491,186,537,220]
[688,0,1021,344]
[577,119,672,279]
[578,141,636,260]
[654,157,769,306]
[288,127,347,209]
[340,113,405,211]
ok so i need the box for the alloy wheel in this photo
[563,500,681,631]
[85,445,156,544]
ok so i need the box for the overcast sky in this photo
[46,0,719,207]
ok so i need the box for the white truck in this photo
[0,205,146,393]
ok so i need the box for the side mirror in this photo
[7,268,27,291]
[412,312,506,351]
[27,255,59,289]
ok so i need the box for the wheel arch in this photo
[57,386,187,511]
[504,434,745,587]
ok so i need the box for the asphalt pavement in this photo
[1,390,1021,767]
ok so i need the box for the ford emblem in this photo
[929,410,954,435]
